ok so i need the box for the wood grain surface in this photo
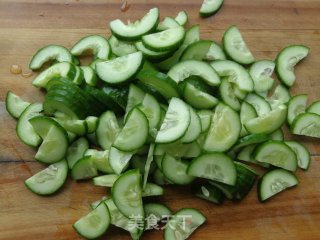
[1,0,320,239]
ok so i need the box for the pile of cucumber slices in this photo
[5,6,320,240]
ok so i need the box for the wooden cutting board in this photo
[1,0,320,239]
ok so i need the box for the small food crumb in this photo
[22,71,34,78]
[39,12,44,17]
[121,1,130,12]
[10,64,22,74]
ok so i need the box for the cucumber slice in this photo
[72,56,80,65]
[153,168,173,186]
[85,149,114,174]
[275,45,309,87]
[181,107,202,143]
[211,60,254,92]
[154,155,164,170]
[138,143,155,189]
[168,60,220,87]
[104,198,139,234]
[180,40,226,62]
[205,41,226,61]
[142,26,185,52]
[96,52,144,84]
[73,202,110,240]
[139,94,161,132]
[144,203,172,220]
[164,208,206,240]
[93,174,118,187]
[90,196,108,210]
[287,94,308,125]
[5,91,31,119]
[203,103,241,152]
[109,147,133,175]
[188,153,237,186]
[142,182,164,197]
[156,98,190,143]
[234,162,257,201]
[240,101,258,137]
[233,85,247,100]
[245,93,271,116]
[89,58,104,70]
[175,11,188,26]
[291,113,320,138]
[55,118,87,136]
[113,108,149,152]
[268,84,291,109]
[154,141,201,158]
[72,66,84,85]
[112,169,144,219]
[110,8,159,41]
[162,154,195,185]
[233,162,258,200]
[137,70,181,100]
[200,0,224,17]
[80,66,98,86]
[71,156,98,180]
[126,84,145,117]
[249,60,275,93]
[237,145,270,168]
[135,41,171,61]
[258,169,298,202]
[209,162,257,201]
[254,141,298,172]
[101,85,129,111]
[131,154,151,173]
[32,62,76,88]
[25,159,68,195]
[157,17,180,31]
[47,80,104,117]
[66,131,77,143]
[142,144,155,188]
[285,141,311,170]
[29,44,72,70]
[219,77,241,111]
[96,111,120,150]
[208,180,235,200]
[244,105,287,134]
[85,116,99,133]
[44,92,88,120]
[141,59,158,71]
[269,129,284,141]
[223,25,255,65]
[233,133,270,151]
[108,35,137,57]
[16,103,43,147]
[197,110,213,133]
[156,25,200,71]
[180,40,210,61]
[192,182,225,204]
[183,82,219,109]
[307,100,320,115]
[66,137,89,169]
[71,35,111,60]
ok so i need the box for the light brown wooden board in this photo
[0,0,320,239]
